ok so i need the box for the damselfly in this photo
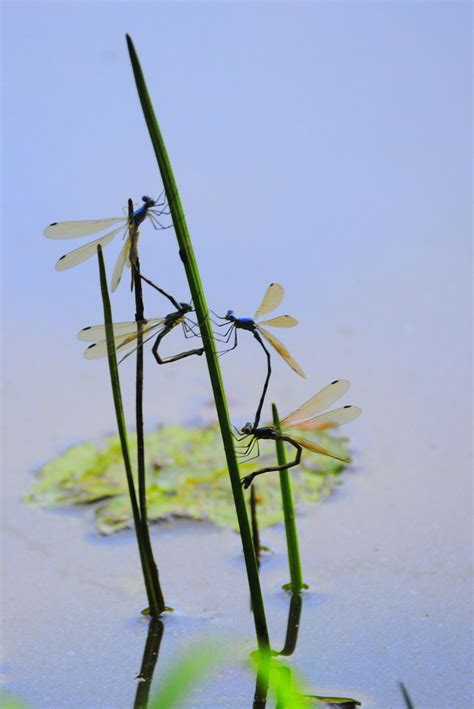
[235,379,361,488]
[78,302,203,364]
[44,195,170,291]
[213,283,305,429]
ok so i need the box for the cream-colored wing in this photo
[254,283,284,320]
[83,322,162,360]
[289,405,361,431]
[111,235,131,292]
[55,226,125,270]
[280,380,350,427]
[290,436,351,464]
[258,315,298,328]
[44,217,124,239]
[257,325,305,378]
[78,318,164,342]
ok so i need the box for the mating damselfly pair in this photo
[44,197,361,487]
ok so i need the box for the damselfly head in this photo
[142,195,156,207]
[241,422,254,435]
[180,302,193,313]
[225,309,235,321]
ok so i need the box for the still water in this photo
[2,297,471,707]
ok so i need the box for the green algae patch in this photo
[25,425,350,534]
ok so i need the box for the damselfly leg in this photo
[232,434,259,456]
[216,328,238,357]
[241,438,303,489]
[182,320,202,339]
[231,424,247,440]
[236,439,260,463]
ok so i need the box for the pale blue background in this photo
[3,1,471,427]
[2,3,472,708]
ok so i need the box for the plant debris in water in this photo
[25,425,350,534]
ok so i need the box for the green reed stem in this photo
[96,245,161,617]
[126,34,270,652]
[130,202,166,615]
[134,618,165,709]
[277,592,302,657]
[250,484,261,568]
[272,404,305,592]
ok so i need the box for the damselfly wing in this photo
[253,284,305,378]
[239,380,361,487]
[78,319,165,360]
[44,196,168,291]
[78,301,203,365]
[280,380,351,426]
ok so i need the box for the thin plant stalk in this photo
[96,244,161,617]
[134,618,165,709]
[398,683,415,709]
[253,650,271,707]
[272,403,305,593]
[277,592,303,657]
[250,484,261,568]
[129,200,166,615]
[126,34,270,652]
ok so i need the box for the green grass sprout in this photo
[272,404,307,593]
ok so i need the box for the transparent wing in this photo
[55,226,125,271]
[111,235,131,292]
[44,217,124,239]
[280,380,351,427]
[83,321,163,360]
[258,315,298,328]
[78,318,165,342]
[288,405,362,432]
[290,436,351,464]
[254,283,284,320]
[257,325,305,378]
[84,333,140,360]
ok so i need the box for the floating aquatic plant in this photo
[26,424,349,535]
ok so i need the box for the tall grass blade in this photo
[96,244,161,616]
[272,403,305,593]
[126,34,269,651]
